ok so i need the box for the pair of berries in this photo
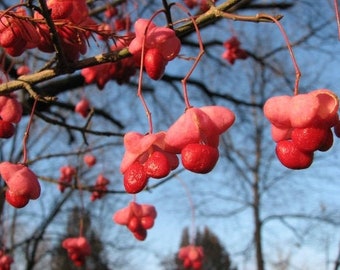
[264,89,339,169]
[120,106,235,194]
[222,36,248,65]
[0,162,41,208]
[62,237,91,267]
[121,131,179,194]
[128,18,181,80]
[58,165,76,192]
[113,201,157,241]
[178,245,204,270]
[90,174,110,201]
[0,250,13,270]
[0,95,22,139]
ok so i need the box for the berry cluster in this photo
[128,19,181,80]
[0,95,22,139]
[90,174,110,201]
[0,162,41,208]
[62,237,91,267]
[264,89,339,169]
[0,250,14,270]
[58,165,76,192]
[120,106,235,193]
[0,0,96,61]
[222,36,248,65]
[121,131,179,193]
[178,245,204,270]
[113,201,157,241]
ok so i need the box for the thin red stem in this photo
[257,13,301,95]
[22,98,38,164]
[136,9,166,134]
[173,3,205,109]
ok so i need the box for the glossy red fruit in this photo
[144,151,171,178]
[275,140,314,169]
[181,144,219,173]
[123,162,149,193]
[0,120,15,138]
[291,127,328,152]
[5,190,29,208]
[144,48,167,80]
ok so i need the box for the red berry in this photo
[123,162,149,193]
[5,190,29,208]
[291,127,328,152]
[144,48,167,80]
[181,144,219,173]
[144,151,171,178]
[275,140,314,169]
[0,120,15,138]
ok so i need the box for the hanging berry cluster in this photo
[128,18,181,80]
[120,105,235,194]
[113,201,157,241]
[62,237,91,267]
[264,89,339,169]
[178,245,204,270]
[0,162,40,208]
[222,36,248,65]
